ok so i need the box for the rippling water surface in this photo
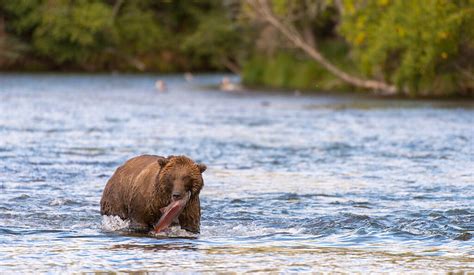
[0,74,473,272]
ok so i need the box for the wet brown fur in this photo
[100,155,206,233]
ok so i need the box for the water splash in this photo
[150,226,199,238]
[100,216,198,238]
[101,215,130,231]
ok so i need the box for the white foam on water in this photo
[150,226,199,238]
[101,215,198,237]
[101,215,130,231]
[49,198,73,206]
[49,198,64,206]
[201,223,305,238]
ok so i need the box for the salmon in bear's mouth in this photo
[153,192,191,233]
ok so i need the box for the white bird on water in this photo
[155,80,167,92]
[219,77,240,92]
[184,72,193,82]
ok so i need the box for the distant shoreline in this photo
[1,72,473,100]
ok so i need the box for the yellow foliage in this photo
[356,15,366,29]
[396,27,405,37]
[354,32,366,45]
[344,1,355,15]
[438,31,448,39]
[377,0,389,7]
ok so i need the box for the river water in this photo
[0,74,473,272]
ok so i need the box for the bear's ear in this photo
[157,158,169,167]
[197,163,207,173]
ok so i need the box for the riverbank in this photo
[241,53,473,99]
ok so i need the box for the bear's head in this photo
[157,155,206,202]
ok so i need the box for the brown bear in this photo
[100,155,206,233]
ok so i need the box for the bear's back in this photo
[100,155,163,219]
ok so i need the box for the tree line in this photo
[0,0,472,96]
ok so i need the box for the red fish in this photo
[153,192,190,233]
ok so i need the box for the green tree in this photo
[181,9,245,73]
[0,0,246,72]
[244,0,397,94]
[32,0,114,69]
[339,0,474,95]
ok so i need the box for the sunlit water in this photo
[0,74,473,272]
